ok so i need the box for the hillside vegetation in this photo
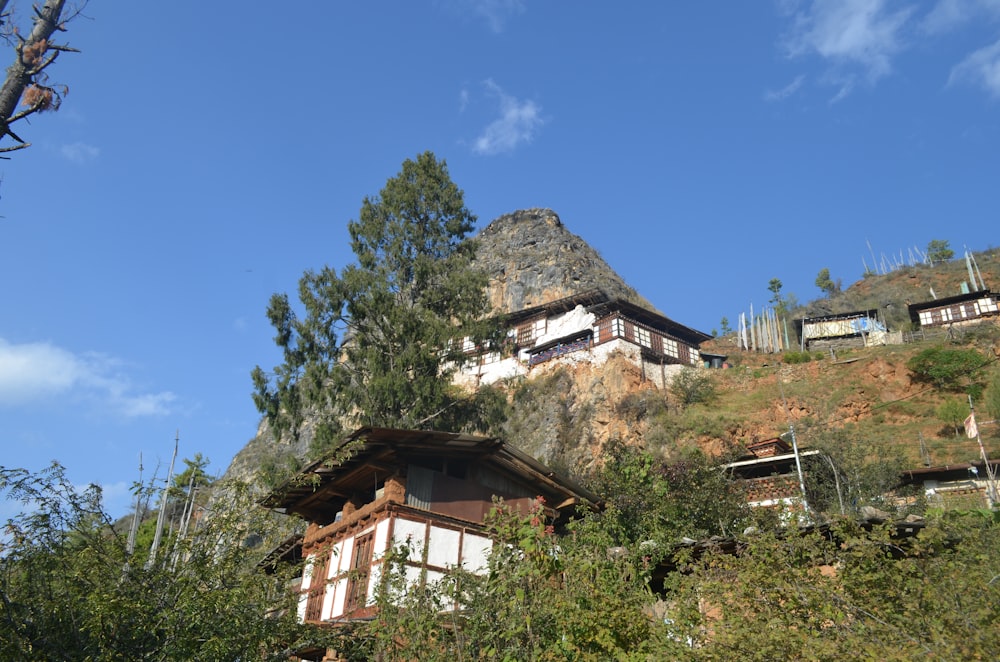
[226,230,1000,488]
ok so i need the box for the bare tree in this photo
[0,0,84,156]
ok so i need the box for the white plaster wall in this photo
[321,577,335,621]
[330,576,347,619]
[460,531,493,573]
[366,563,381,607]
[340,536,355,573]
[374,519,391,561]
[479,356,528,384]
[404,565,424,588]
[426,525,462,568]
[425,569,446,587]
[296,556,314,621]
[534,306,595,347]
[296,592,308,622]
[392,517,427,557]
[463,356,527,387]
[300,553,316,592]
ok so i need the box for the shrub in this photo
[907,346,989,392]
[668,368,716,406]
[783,351,812,364]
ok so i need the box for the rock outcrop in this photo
[223,208,685,485]
[475,208,655,315]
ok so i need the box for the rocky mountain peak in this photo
[475,208,656,315]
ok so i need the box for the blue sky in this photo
[2,1,999,517]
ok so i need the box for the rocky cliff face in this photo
[223,209,693,485]
[475,208,655,315]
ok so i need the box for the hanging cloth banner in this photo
[964,413,979,439]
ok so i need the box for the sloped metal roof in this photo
[260,427,602,522]
[504,288,711,346]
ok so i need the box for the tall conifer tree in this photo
[252,152,498,452]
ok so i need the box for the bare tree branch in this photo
[0,0,81,150]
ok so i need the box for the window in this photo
[636,326,651,348]
[345,533,375,612]
[662,338,678,359]
[304,551,330,622]
[623,321,635,342]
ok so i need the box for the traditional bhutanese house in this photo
[722,438,817,511]
[907,289,1000,329]
[899,460,1000,510]
[456,289,712,389]
[259,427,600,639]
[793,309,888,351]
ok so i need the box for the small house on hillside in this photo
[899,461,1000,510]
[723,438,816,512]
[457,289,712,389]
[793,310,889,351]
[907,289,1000,329]
[260,426,599,657]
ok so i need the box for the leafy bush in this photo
[783,351,812,364]
[936,398,969,437]
[906,346,989,392]
[668,368,716,406]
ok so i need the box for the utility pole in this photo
[779,372,811,519]
[786,425,810,517]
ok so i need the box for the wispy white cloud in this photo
[949,38,1000,97]
[826,75,856,104]
[782,0,914,99]
[459,87,470,113]
[781,0,1000,101]
[60,141,100,164]
[472,79,543,156]
[764,74,806,101]
[463,0,525,33]
[0,338,175,418]
[786,0,913,78]
[922,0,1000,34]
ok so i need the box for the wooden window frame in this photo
[304,551,330,622]
[345,532,376,612]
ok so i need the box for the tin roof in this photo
[260,427,602,522]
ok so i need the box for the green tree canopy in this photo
[936,398,969,437]
[583,441,752,551]
[803,429,908,517]
[0,463,314,660]
[906,346,989,393]
[814,267,840,296]
[767,278,783,306]
[983,368,1000,422]
[927,239,954,263]
[252,152,500,453]
[767,277,797,315]
[668,367,716,407]
[719,316,731,335]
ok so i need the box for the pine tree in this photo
[252,152,500,453]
